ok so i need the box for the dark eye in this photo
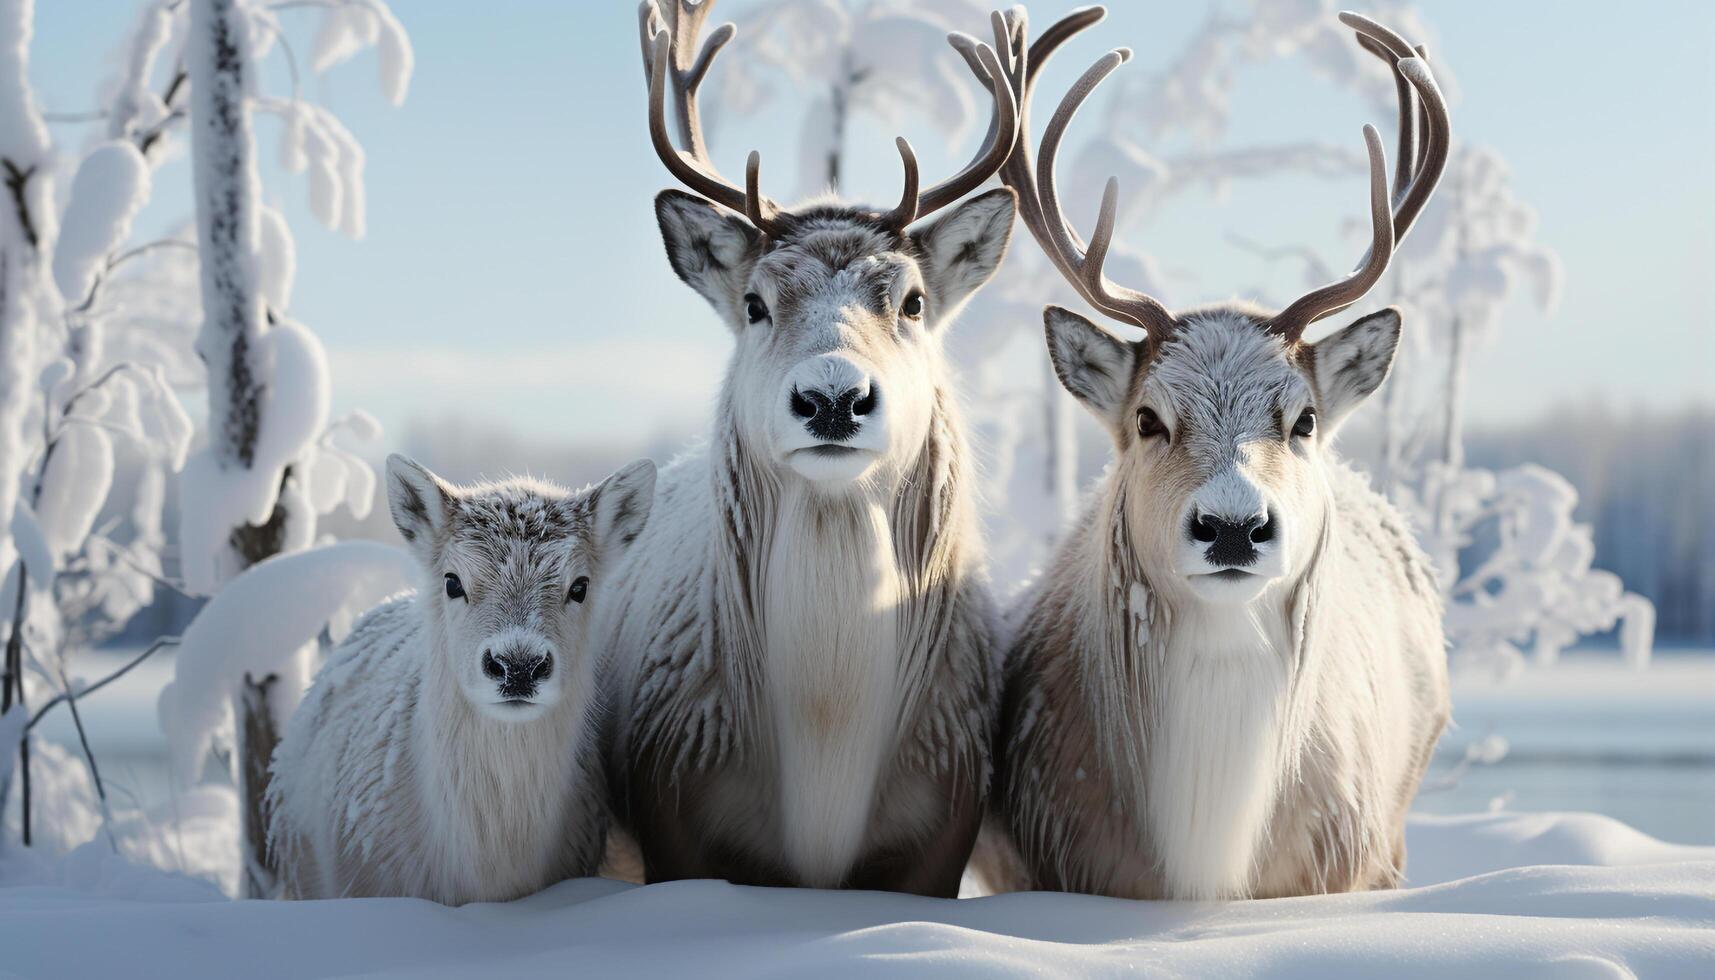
[566,576,589,604]
[1292,409,1316,439]
[444,573,466,600]
[1136,407,1168,441]
[744,293,769,324]
[900,291,924,319]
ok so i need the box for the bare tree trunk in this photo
[235,671,280,897]
[188,0,286,894]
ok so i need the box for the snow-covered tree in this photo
[1,0,195,848]
[174,0,406,893]
[1,0,404,868]
[705,0,995,198]
[1374,147,1650,674]
[0,0,55,840]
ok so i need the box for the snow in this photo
[0,0,52,594]
[178,316,333,595]
[0,811,1710,978]
[102,1,175,146]
[33,424,115,562]
[51,141,151,306]
[156,540,416,786]
[308,0,414,106]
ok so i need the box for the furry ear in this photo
[386,454,455,560]
[591,459,657,556]
[1308,307,1402,430]
[1044,305,1138,426]
[655,190,762,327]
[910,187,1016,327]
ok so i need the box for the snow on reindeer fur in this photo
[266,456,654,904]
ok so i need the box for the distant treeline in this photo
[1464,407,1715,645]
[115,407,1715,648]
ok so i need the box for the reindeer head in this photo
[386,455,656,720]
[640,1,1018,488]
[1003,9,1447,604]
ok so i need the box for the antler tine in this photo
[744,151,787,238]
[640,0,786,234]
[1412,45,1431,178]
[1356,31,1416,201]
[880,138,922,229]
[885,20,1020,228]
[645,28,747,214]
[991,6,1104,233]
[1338,12,1450,244]
[1266,125,1393,342]
[1025,5,1108,91]
[1030,48,1177,339]
[1262,15,1450,340]
[1394,55,1448,239]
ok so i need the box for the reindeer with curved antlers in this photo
[986,8,1452,900]
[597,0,1020,896]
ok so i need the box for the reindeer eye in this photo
[1136,407,1168,441]
[1292,409,1316,439]
[900,291,925,319]
[566,576,589,604]
[744,293,769,324]
[444,573,466,600]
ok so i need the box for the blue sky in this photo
[28,1,1714,447]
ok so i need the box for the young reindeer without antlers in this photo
[597,1,1020,895]
[986,8,1453,900]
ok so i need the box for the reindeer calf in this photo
[266,455,655,904]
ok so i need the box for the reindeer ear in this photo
[386,454,455,560]
[1309,307,1402,430]
[655,190,762,327]
[1044,305,1138,426]
[910,187,1016,327]
[592,459,657,556]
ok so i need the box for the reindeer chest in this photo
[760,498,904,743]
[754,495,910,884]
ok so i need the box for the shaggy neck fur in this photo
[1076,474,1330,900]
[408,626,595,899]
[699,383,978,885]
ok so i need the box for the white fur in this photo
[763,487,902,885]
[996,309,1450,900]
[603,195,1013,891]
[1146,598,1292,900]
[267,461,653,904]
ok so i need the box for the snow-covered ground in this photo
[2,811,1712,978]
[5,649,1712,976]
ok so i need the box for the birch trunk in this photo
[0,0,52,848]
[187,0,288,893]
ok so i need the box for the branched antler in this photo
[639,1,1021,237]
[993,6,1450,348]
[1264,12,1450,341]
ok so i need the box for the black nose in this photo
[1188,511,1275,567]
[790,384,875,442]
[482,648,553,700]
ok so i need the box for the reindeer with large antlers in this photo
[985,8,1452,899]
[596,0,1020,895]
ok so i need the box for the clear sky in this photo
[28,1,1714,448]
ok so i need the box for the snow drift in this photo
[2,811,1711,978]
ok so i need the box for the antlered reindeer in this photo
[597,0,1020,896]
[267,456,655,904]
[988,9,1452,899]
